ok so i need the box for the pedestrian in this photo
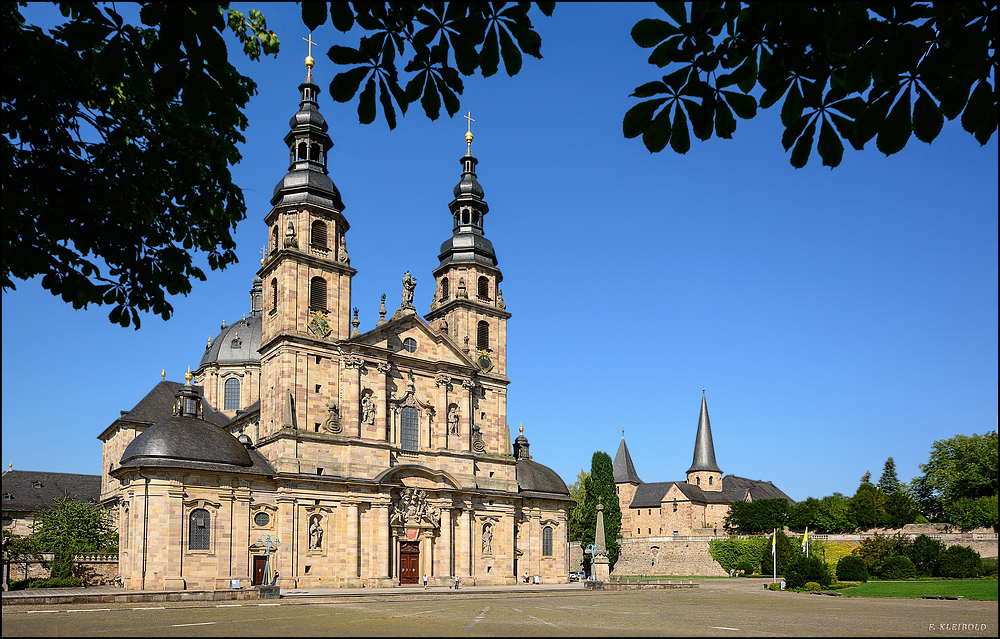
[271,570,279,586]
[423,574,428,589]
[454,575,460,590]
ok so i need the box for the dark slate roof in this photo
[100,381,229,437]
[515,459,569,496]
[613,437,643,484]
[722,475,795,504]
[688,392,722,473]
[629,482,674,508]
[1,470,102,514]
[120,415,255,468]
[199,315,262,368]
[627,475,794,509]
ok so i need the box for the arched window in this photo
[310,276,327,311]
[696,476,701,486]
[542,526,554,556]
[441,278,450,299]
[708,476,713,486]
[477,276,490,300]
[477,321,489,351]
[296,141,307,161]
[400,406,419,452]
[189,509,211,550]
[123,507,129,549]
[224,378,240,411]
[311,220,327,248]
[270,279,278,313]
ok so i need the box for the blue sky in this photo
[3,3,997,502]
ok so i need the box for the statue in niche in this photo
[283,220,298,248]
[482,522,493,555]
[401,271,416,308]
[361,391,375,425]
[457,278,468,298]
[339,234,350,265]
[447,404,460,435]
[309,515,323,549]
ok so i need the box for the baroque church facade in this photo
[98,54,570,590]
[613,392,793,539]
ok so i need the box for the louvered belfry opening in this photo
[310,276,327,311]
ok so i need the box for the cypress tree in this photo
[579,451,622,568]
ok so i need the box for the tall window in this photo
[441,278,449,299]
[189,509,211,550]
[311,220,327,248]
[400,407,419,452]
[270,279,278,313]
[542,526,554,556]
[477,321,489,351]
[224,378,241,411]
[310,277,327,311]
[477,276,490,300]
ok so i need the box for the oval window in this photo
[402,337,417,353]
[254,512,271,527]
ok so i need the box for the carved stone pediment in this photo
[389,487,441,530]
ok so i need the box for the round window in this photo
[402,337,417,353]
[254,512,270,527]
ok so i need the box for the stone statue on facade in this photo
[401,271,416,309]
[361,392,375,425]
[309,515,323,550]
[283,220,298,248]
[447,405,460,435]
[482,522,493,555]
[338,234,350,265]
[389,487,440,529]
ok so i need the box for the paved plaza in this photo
[3,579,997,637]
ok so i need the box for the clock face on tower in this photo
[477,350,493,373]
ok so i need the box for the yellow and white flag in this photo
[771,529,777,556]
[801,526,808,552]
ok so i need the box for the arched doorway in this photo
[399,541,420,584]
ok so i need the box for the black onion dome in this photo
[120,415,253,467]
[199,315,262,368]
[515,459,569,495]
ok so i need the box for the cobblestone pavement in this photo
[2,579,996,637]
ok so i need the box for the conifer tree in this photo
[878,457,902,495]
[578,452,622,568]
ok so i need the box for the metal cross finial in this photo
[259,246,267,265]
[303,32,317,69]
[303,32,316,58]
[464,111,475,134]
[464,111,475,146]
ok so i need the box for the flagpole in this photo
[772,528,777,583]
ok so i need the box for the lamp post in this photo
[256,534,281,586]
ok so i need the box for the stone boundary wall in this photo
[6,553,119,586]
[612,537,727,577]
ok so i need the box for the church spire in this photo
[613,431,643,484]
[270,35,343,210]
[437,113,496,268]
[687,389,722,474]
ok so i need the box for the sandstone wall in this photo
[612,537,727,577]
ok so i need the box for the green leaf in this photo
[780,81,802,127]
[657,2,686,25]
[686,98,713,140]
[450,31,481,75]
[300,1,327,32]
[642,102,673,152]
[670,104,690,154]
[790,119,817,168]
[631,81,668,98]
[830,113,864,150]
[420,76,442,120]
[329,67,370,102]
[329,2,355,32]
[715,99,736,138]
[736,55,758,93]
[855,90,896,145]
[498,23,522,76]
[760,78,791,110]
[631,18,677,48]
[961,80,992,136]
[480,24,500,77]
[647,35,684,67]
[817,117,845,168]
[781,114,812,151]
[358,76,376,124]
[876,90,912,156]
[328,45,369,65]
[379,78,397,129]
[623,97,668,138]
[723,90,757,119]
[438,75,461,117]
[912,89,943,143]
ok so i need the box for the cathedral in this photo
[97,52,570,590]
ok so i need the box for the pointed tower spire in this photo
[437,113,496,268]
[687,389,723,491]
[613,433,643,484]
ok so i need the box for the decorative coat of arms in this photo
[389,488,441,529]
[308,310,332,338]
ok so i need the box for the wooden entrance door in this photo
[252,556,267,585]
[399,542,419,585]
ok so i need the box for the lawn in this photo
[838,579,998,601]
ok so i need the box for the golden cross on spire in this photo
[259,246,267,265]
[464,111,475,146]
[303,32,316,69]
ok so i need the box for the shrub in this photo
[880,555,917,580]
[906,534,943,577]
[836,556,869,582]
[938,545,983,578]
[982,557,998,577]
[856,533,911,576]
[767,582,782,591]
[28,577,84,588]
[944,495,999,530]
[8,578,33,591]
[709,537,768,573]
[804,581,823,591]
[784,556,831,589]
[760,530,797,576]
